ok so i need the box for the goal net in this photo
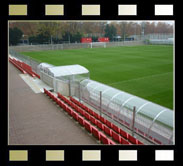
[90,42,106,48]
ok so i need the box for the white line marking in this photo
[109,72,172,86]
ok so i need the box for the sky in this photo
[107,21,174,25]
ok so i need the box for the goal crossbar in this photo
[90,42,106,48]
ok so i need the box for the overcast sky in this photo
[108,21,174,25]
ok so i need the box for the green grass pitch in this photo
[21,45,173,109]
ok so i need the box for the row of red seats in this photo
[68,96,132,145]
[86,98,162,145]
[70,96,144,145]
[44,89,116,145]
[9,58,27,74]
[21,62,41,79]
[58,93,135,145]
[11,58,35,77]
[9,57,40,79]
[57,93,117,144]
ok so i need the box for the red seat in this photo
[100,116,106,124]
[67,107,73,116]
[57,93,62,98]
[121,137,131,145]
[78,116,85,126]
[154,138,162,145]
[112,130,121,143]
[55,98,60,104]
[69,108,74,116]
[58,100,62,107]
[78,108,84,115]
[104,125,112,137]
[78,102,82,108]
[74,105,80,113]
[90,116,97,125]
[128,134,138,144]
[138,129,145,136]
[83,105,89,112]
[72,112,78,121]
[81,104,85,109]
[66,100,71,106]
[92,127,101,140]
[70,102,75,109]
[137,140,144,145]
[70,97,75,102]
[100,133,110,144]
[93,112,99,119]
[66,106,70,113]
[84,112,90,121]
[54,95,58,100]
[106,120,113,128]
[124,121,130,127]
[109,139,116,145]
[59,100,64,108]
[62,103,67,111]
[88,109,94,116]
[49,93,52,98]
[82,104,86,110]
[120,129,129,139]
[53,95,57,101]
[70,97,74,102]
[112,124,120,134]
[65,98,69,104]
[97,121,104,130]
[84,121,93,133]
[48,92,52,98]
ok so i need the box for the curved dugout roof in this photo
[48,64,89,77]
[80,79,173,128]
[39,63,54,68]
[39,63,89,77]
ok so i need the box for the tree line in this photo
[9,21,173,45]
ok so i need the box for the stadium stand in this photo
[69,96,143,145]
[44,89,117,145]
[9,57,40,78]
[44,90,144,145]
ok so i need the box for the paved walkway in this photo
[9,63,98,145]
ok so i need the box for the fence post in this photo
[131,106,136,137]
[100,91,102,117]
[79,81,81,102]
[69,79,71,96]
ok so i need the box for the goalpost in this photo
[90,42,106,49]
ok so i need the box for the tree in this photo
[9,27,23,45]
[36,23,61,44]
[61,31,72,43]
[104,24,117,40]
[71,32,83,43]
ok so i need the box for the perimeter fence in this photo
[10,40,145,52]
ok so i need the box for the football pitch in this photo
[21,45,173,109]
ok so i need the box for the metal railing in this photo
[9,41,145,52]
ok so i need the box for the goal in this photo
[90,42,106,49]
